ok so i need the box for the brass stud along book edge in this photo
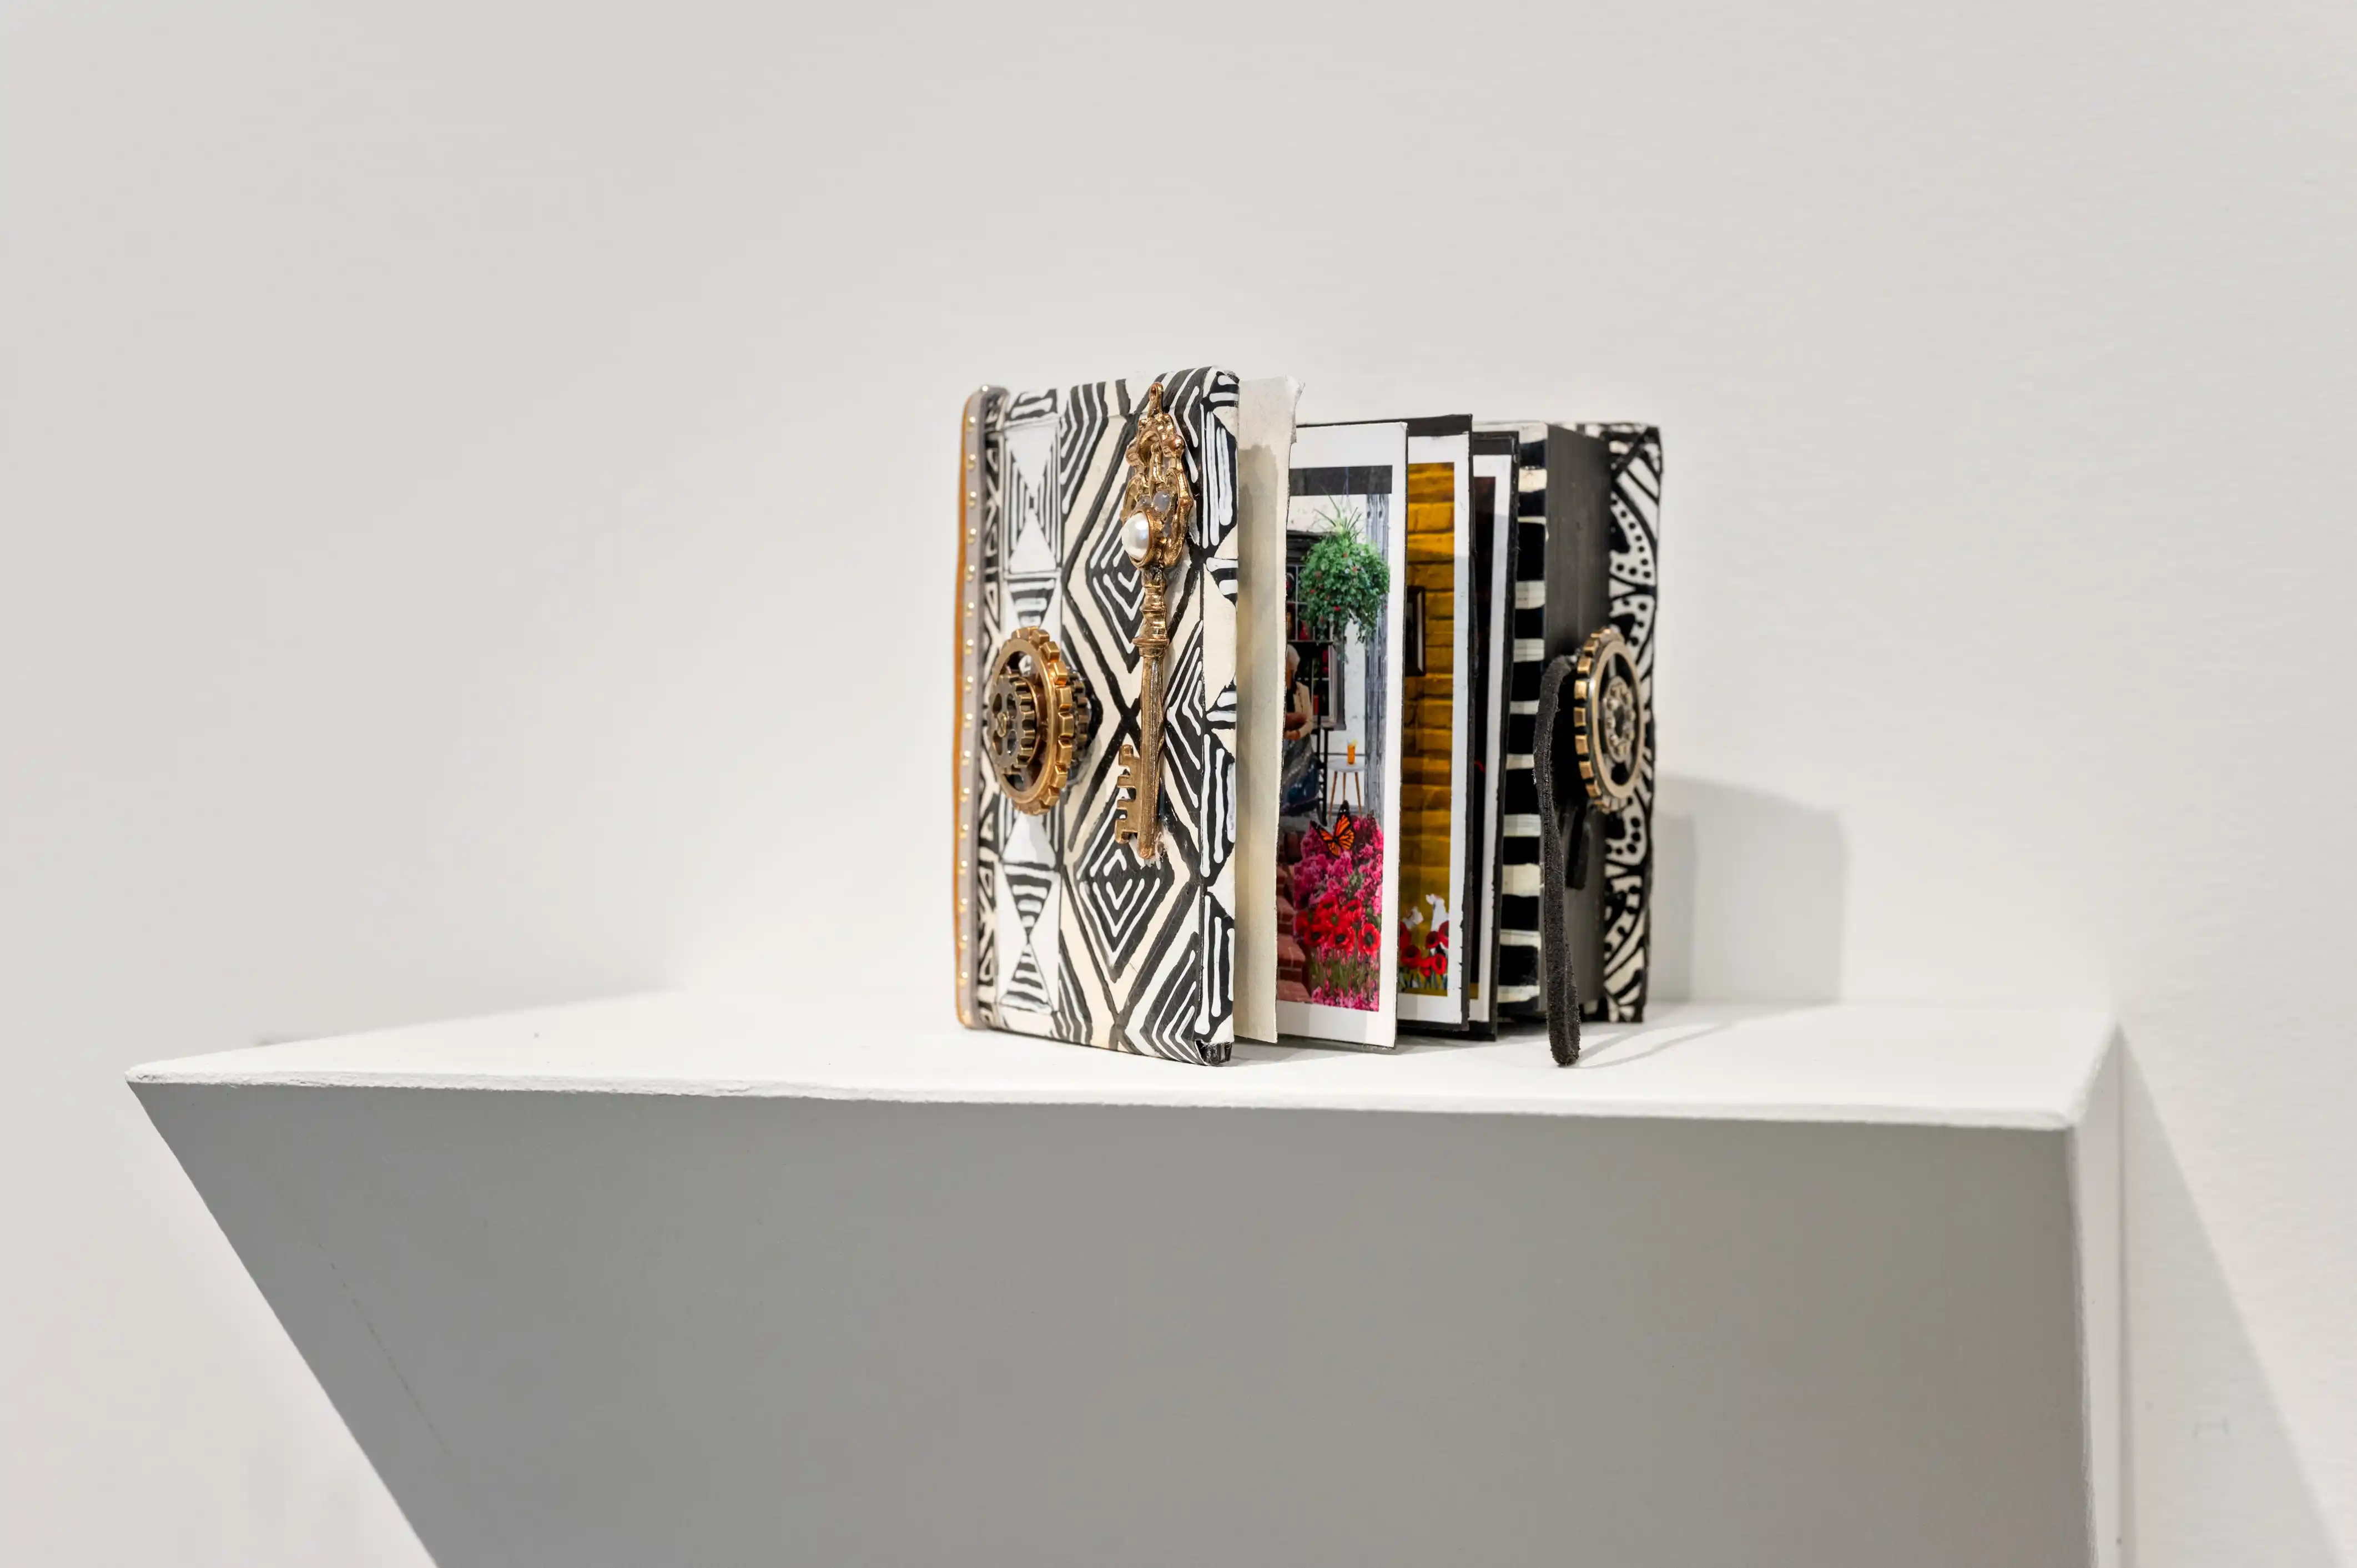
[953,370,1661,1067]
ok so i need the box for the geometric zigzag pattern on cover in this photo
[973,369,1240,1063]
[1570,422,1662,1024]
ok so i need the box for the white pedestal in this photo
[132,995,2120,1568]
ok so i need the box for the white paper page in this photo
[1398,431,1473,1028]
[1276,421,1408,1050]
[1468,447,1516,1024]
[1232,377,1301,1044]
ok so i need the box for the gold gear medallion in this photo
[982,627,1090,815]
[1572,626,1646,815]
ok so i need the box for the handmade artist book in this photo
[953,370,1660,1065]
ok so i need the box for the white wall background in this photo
[3,2,2351,1562]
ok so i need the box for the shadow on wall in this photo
[1650,776,1846,1004]
[2121,1047,2340,1568]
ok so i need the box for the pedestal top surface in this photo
[129,992,2116,1130]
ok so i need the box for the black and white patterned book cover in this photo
[971,370,1241,1063]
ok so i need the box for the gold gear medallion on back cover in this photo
[981,626,1089,815]
[1572,626,1646,815]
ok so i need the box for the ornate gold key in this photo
[1114,381,1193,861]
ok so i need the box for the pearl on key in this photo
[1123,510,1155,563]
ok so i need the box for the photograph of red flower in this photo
[1283,816,1387,1010]
[1399,903,1449,990]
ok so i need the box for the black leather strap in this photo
[1534,654,1588,1066]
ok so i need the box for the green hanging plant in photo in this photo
[1296,504,1391,640]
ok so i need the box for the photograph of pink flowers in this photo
[1276,422,1407,1048]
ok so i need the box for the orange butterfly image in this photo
[1313,813,1358,857]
